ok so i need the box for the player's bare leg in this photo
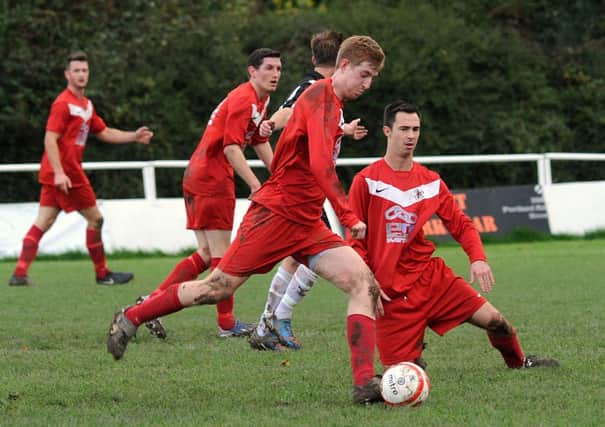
[469,301,559,368]
[138,230,211,339]
[312,245,383,404]
[107,269,249,360]
[205,230,255,337]
[9,206,59,286]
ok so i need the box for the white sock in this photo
[256,266,292,336]
[274,264,317,320]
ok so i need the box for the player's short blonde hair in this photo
[335,36,385,71]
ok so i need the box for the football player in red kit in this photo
[107,36,387,405]
[250,30,369,351]
[348,100,560,375]
[9,51,153,287]
[136,48,281,339]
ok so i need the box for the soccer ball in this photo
[380,362,430,407]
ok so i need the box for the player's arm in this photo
[347,174,371,260]
[252,141,273,172]
[223,100,266,196]
[224,144,262,196]
[437,181,494,292]
[306,99,360,232]
[44,130,71,194]
[260,81,311,137]
[96,126,153,144]
[268,107,292,131]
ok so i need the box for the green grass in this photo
[1,240,604,426]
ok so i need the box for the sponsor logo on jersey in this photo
[364,177,440,244]
[384,205,416,243]
[68,101,93,146]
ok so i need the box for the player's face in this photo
[384,112,421,157]
[64,60,89,90]
[250,57,282,95]
[340,60,379,100]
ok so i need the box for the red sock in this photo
[86,228,109,278]
[125,282,184,326]
[150,251,208,297]
[14,225,44,276]
[347,314,376,385]
[212,257,235,330]
[488,330,526,368]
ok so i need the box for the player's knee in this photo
[281,256,300,273]
[330,268,359,293]
[366,274,380,306]
[486,312,514,336]
[344,267,379,301]
[90,216,104,230]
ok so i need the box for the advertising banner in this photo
[424,184,550,239]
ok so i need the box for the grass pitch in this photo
[1,240,604,426]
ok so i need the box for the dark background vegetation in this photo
[1,0,604,201]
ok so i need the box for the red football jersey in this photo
[252,79,358,228]
[183,82,270,198]
[39,89,107,186]
[348,159,486,293]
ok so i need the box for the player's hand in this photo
[375,287,392,317]
[259,120,275,138]
[343,118,368,141]
[54,171,72,194]
[469,260,495,293]
[135,126,153,144]
[350,221,367,239]
[248,183,261,200]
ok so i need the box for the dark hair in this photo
[311,30,344,66]
[383,100,421,128]
[247,48,281,69]
[66,51,88,68]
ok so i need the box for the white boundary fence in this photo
[2,152,605,202]
[1,153,604,257]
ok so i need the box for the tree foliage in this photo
[1,0,603,201]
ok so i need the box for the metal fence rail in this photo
[2,152,604,202]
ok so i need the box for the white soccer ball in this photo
[380,362,430,407]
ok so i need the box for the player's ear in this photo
[247,64,256,79]
[337,57,350,71]
[383,125,391,137]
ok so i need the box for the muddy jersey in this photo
[39,89,107,186]
[348,159,486,293]
[183,82,270,198]
[251,78,358,228]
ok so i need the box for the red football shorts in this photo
[376,257,487,366]
[39,183,97,213]
[218,203,344,276]
[184,191,235,230]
